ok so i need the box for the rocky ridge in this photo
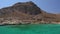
[0,1,60,25]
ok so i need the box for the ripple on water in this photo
[0,24,60,34]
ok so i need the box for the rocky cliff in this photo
[0,1,60,25]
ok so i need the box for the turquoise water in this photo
[0,24,60,34]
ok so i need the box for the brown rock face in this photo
[0,1,42,20]
[13,1,41,15]
[0,1,60,25]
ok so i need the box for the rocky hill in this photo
[0,1,60,25]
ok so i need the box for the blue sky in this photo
[0,0,60,14]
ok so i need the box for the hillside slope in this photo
[0,1,60,25]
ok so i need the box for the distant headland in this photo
[0,1,60,25]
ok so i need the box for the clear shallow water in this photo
[0,24,60,34]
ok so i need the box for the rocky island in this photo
[0,1,60,25]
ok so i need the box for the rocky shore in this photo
[0,17,60,26]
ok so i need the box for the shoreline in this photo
[0,23,59,26]
[0,18,60,26]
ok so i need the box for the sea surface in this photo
[0,24,60,34]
